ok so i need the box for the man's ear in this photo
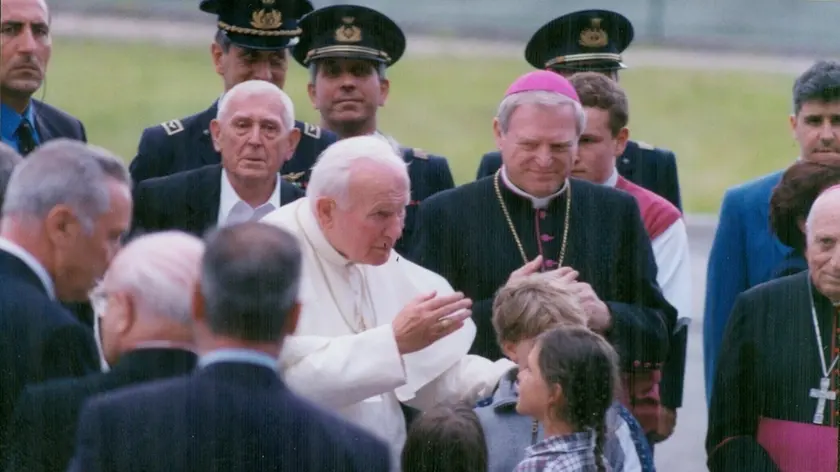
[314,197,337,229]
[209,119,222,151]
[191,282,206,325]
[283,301,301,336]
[44,204,82,249]
[378,78,390,107]
[285,128,302,160]
[211,42,225,76]
[614,127,630,158]
[493,117,505,151]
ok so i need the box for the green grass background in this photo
[45,39,800,213]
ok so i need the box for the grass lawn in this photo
[46,38,800,213]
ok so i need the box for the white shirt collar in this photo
[217,170,282,226]
[500,166,567,209]
[602,167,619,188]
[0,237,56,299]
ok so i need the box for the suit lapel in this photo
[617,140,638,177]
[31,100,59,143]
[185,165,222,233]
[0,249,48,296]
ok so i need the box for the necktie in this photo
[16,120,37,156]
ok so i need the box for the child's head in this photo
[492,272,588,366]
[401,402,488,472]
[516,327,619,459]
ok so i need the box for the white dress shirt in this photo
[0,237,55,299]
[217,170,282,226]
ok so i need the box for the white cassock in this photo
[261,198,514,467]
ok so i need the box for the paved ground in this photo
[52,12,728,470]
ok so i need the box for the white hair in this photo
[104,231,205,325]
[217,80,295,131]
[306,135,410,209]
[2,139,131,233]
[496,90,587,136]
[805,186,840,240]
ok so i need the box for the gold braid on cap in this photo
[217,21,302,37]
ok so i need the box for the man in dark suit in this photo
[1,0,86,154]
[3,231,203,472]
[474,9,682,211]
[68,222,392,472]
[0,140,132,456]
[293,4,456,255]
[131,81,304,238]
[129,0,336,188]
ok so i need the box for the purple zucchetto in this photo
[503,70,580,102]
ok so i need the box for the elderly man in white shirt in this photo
[261,135,513,466]
[130,80,305,237]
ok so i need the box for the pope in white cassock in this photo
[261,135,514,466]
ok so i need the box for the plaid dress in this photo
[513,430,604,472]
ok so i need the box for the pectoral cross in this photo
[809,377,836,425]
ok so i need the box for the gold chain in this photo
[217,21,302,37]
[493,169,571,266]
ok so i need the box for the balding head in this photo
[94,231,204,367]
[197,222,302,350]
[0,142,22,213]
[307,136,410,265]
[805,186,840,302]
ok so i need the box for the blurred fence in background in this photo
[53,0,840,54]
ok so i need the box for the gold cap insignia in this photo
[251,8,283,30]
[262,0,275,5]
[579,18,608,48]
[335,16,362,43]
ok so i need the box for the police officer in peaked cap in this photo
[129,0,337,189]
[292,4,456,256]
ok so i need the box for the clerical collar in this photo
[500,166,567,209]
[296,199,354,268]
[601,167,619,188]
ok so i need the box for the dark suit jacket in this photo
[68,361,391,472]
[31,99,87,144]
[130,164,304,238]
[129,102,337,186]
[475,140,683,211]
[398,147,455,256]
[3,348,197,472]
[0,250,98,454]
[411,177,675,367]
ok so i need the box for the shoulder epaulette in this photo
[636,140,655,150]
[411,148,428,160]
[160,119,184,136]
[303,123,321,139]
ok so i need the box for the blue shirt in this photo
[1,102,40,153]
[198,348,278,371]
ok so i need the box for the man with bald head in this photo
[1,0,87,154]
[131,80,304,237]
[707,186,840,471]
[3,231,203,472]
[261,135,513,465]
